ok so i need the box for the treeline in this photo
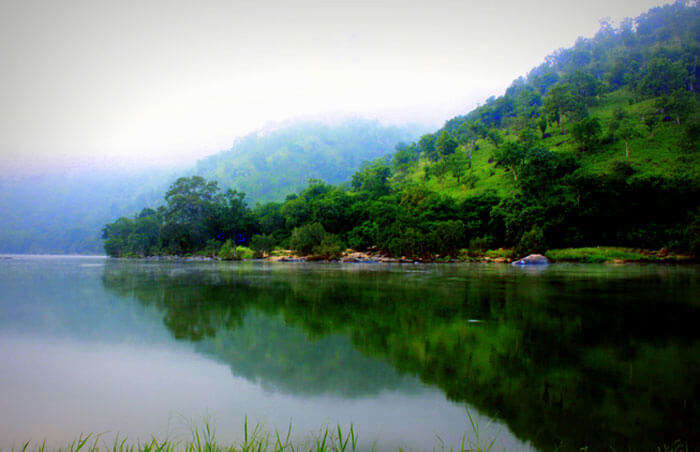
[104,2,699,258]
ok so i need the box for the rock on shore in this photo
[511,254,549,266]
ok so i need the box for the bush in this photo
[468,237,490,254]
[235,246,255,260]
[611,160,636,179]
[347,221,379,250]
[218,239,238,260]
[484,248,515,258]
[289,222,330,255]
[517,227,547,255]
[312,235,345,259]
[203,239,221,258]
[250,234,276,255]
[571,117,602,151]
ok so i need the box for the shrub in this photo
[312,235,345,259]
[235,246,255,260]
[289,222,328,255]
[203,239,221,258]
[218,239,238,260]
[250,234,276,255]
[347,221,379,250]
[484,248,515,258]
[517,227,547,255]
[468,237,490,254]
[571,117,602,151]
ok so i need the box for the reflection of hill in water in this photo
[194,311,418,397]
[102,261,700,451]
[102,262,418,398]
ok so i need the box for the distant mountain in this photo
[0,170,176,254]
[193,118,425,203]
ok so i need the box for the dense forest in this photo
[103,2,700,259]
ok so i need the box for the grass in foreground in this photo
[9,415,503,452]
[8,418,692,452]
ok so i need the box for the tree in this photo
[537,116,548,138]
[571,117,603,151]
[418,134,438,161]
[517,128,539,145]
[617,119,641,159]
[289,222,337,255]
[638,57,687,97]
[565,70,603,104]
[435,131,459,158]
[250,234,276,255]
[487,128,503,148]
[643,115,659,137]
[162,176,220,252]
[660,90,694,124]
[447,150,469,185]
[456,123,483,168]
[351,160,392,196]
[209,189,257,244]
[392,143,419,172]
[493,142,527,182]
[544,84,574,133]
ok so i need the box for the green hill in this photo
[193,118,425,203]
[104,2,699,259]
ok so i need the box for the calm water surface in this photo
[0,256,697,451]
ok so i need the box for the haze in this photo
[0,0,671,174]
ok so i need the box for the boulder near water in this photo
[511,254,549,266]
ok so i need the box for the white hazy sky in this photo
[0,0,671,173]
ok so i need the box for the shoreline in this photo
[108,246,695,265]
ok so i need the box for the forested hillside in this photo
[193,118,424,203]
[104,2,699,259]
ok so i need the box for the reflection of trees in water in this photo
[102,263,417,397]
[102,262,699,451]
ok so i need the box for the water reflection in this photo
[101,261,699,451]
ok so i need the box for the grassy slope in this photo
[401,88,698,201]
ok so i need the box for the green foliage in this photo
[289,222,329,255]
[517,127,539,145]
[195,119,422,203]
[235,246,255,260]
[311,235,345,259]
[103,2,700,259]
[250,234,276,255]
[418,133,438,161]
[544,247,685,263]
[571,116,603,150]
[492,142,527,181]
[468,237,490,254]
[435,130,459,157]
[638,57,687,97]
[517,226,547,255]
[350,160,392,196]
[219,239,237,260]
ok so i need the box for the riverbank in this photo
[130,246,694,264]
